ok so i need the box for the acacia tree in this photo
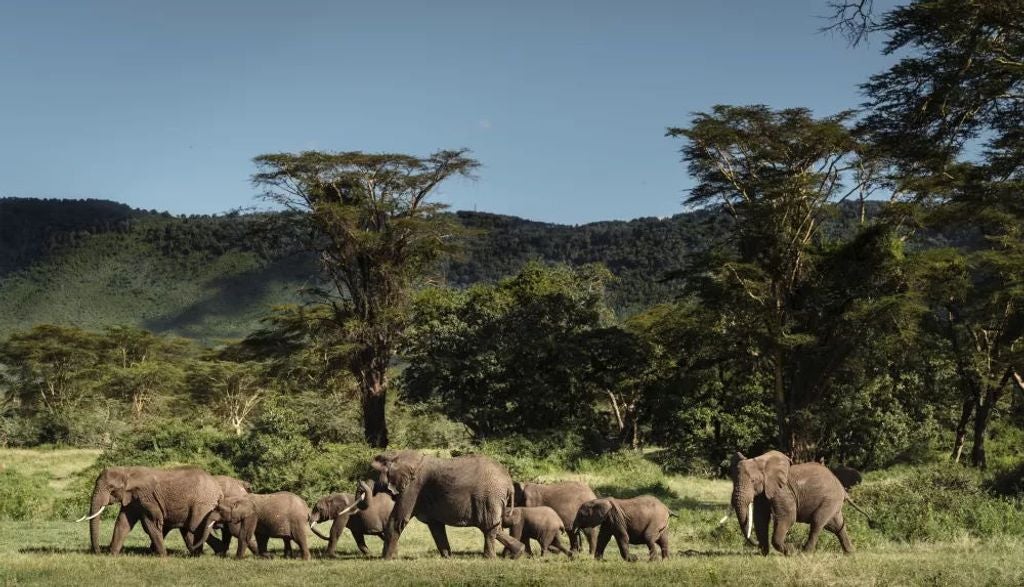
[253,150,478,447]
[854,0,1024,467]
[667,106,915,459]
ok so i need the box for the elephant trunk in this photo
[731,484,755,544]
[88,488,110,554]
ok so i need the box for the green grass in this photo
[2,449,1024,586]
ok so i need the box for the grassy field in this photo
[1,449,1024,586]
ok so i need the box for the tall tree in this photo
[857,0,1024,467]
[252,150,478,447]
[668,106,914,459]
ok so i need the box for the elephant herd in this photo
[77,449,868,561]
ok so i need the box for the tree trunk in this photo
[951,397,974,464]
[970,398,990,469]
[772,349,791,454]
[362,387,389,449]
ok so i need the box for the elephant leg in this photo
[754,495,772,556]
[826,513,855,554]
[645,538,659,562]
[490,527,524,559]
[283,537,293,559]
[585,526,598,557]
[771,516,794,556]
[614,531,636,562]
[109,508,138,556]
[216,527,232,556]
[803,515,828,553]
[325,519,344,557]
[140,517,166,557]
[594,525,613,561]
[256,534,271,558]
[180,527,201,556]
[295,530,311,561]
[522,537,534,557]
[427,522,452,558]
[549,534,573,558]
[352,531,370,557]
[657,531,669,560]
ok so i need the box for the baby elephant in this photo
[572,496,674,561]
[502,506,573,558]
[309,480,394,557]
[198,491,312,560]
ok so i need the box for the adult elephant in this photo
[514,481,597,555]
[77,466,221,556]
[371,450,525,559]
[730,451,855,555]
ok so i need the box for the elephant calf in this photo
[309,480,394,557]
[572,496,674,562]
[503,506,573,558]
[198,492,312,560]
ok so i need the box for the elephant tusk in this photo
[745,503,753,540]
[337,502,360,516]
[208,521,217,529]
[717,514,729,526]
[76,505,106,522]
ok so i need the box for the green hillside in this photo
[0,197,876,341]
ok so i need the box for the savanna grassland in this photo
[2,448,1023,587]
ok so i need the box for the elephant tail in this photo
[844,495,878,530]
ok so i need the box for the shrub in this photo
[854,464,1024,543]
[0,468,54,520]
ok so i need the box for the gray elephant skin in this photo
[309,479,394,556]
[197,491,312,560]
[572,496,673,561]
[502,505,573,558]
[514,481,597,555]
[155,474,251,556]
[731,450,854,555]
[371,450,525,559]
[80,466,221,555]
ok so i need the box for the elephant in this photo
[78,466,222,556]
[730,450,854,556]
[513,481,598,555]
[205,475,251,555]
[571,496,674,561]
[371,450,525,559]
[829,465,863,491]
[153,474,251,556]
[502,505,573,558]
[309,479,394,557]
[195,492,312,560]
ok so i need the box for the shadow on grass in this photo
[594,482,722,514]
[18,546,191,556]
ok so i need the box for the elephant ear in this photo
[758,451,792,499]
[606,499,628,532]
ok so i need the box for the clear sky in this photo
[0,0,896,224]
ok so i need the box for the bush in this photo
[95,421,236,474]
[0,468,54,520]
[855,464,1024,543]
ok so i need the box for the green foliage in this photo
[0,468,54,520]
[857,465,1024,542]
[403,262,622,440]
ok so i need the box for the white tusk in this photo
[338,502,360,516]
[717,514,729,526]
[76,505,106,522]
[208,521,217,529]
[745,503,753,539]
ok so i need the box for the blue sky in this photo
[0,0,896,224]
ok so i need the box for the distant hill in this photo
[0,197,870,342]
